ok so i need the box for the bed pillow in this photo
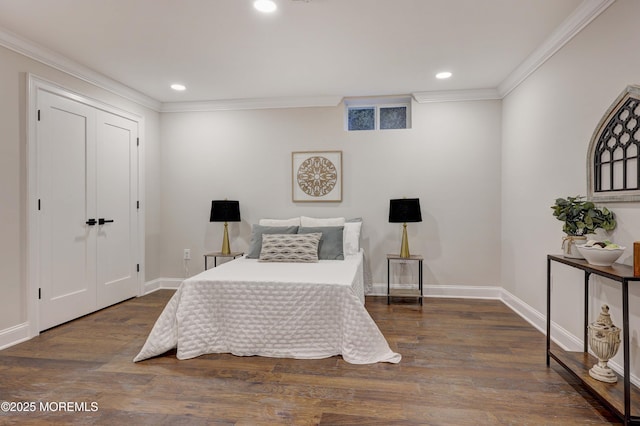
[259,217,301,227]
[298,226,344,260]
[246,225,299,258]
[259,233,322,263]
[343,219,362,256]
[300,216,345,227]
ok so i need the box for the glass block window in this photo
[588,85,640,202]
[380,106,407,130]
[344,97,411,131]
[348,107,375,131]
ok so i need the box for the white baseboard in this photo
[425,284,503,299]
[499,288,582,352]
[369,282,388,296]
[142,277,182,295]
[370,282,502,299]
[0,322,31,350]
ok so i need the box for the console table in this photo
[546,254,640,425]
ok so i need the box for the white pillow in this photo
[259,217,301,227]
[300,216,345,227]
[343,221,362,256]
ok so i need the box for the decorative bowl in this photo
[576,244,626,266]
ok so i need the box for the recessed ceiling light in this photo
[254,0,277,13]
[171,84,186,91]
[436,72,452,79]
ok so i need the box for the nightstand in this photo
[387,254,423,305]
[204,251,244,270]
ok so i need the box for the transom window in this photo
[345,97,411,131]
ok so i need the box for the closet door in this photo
[37,91,98,331]
[37,90,139,331]
[96,111,138,308]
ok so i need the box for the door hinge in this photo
[136,137,139,146]
[136,200,140,209]
[37,110,41,121]
[136,264,140,272]
[38,199,41,211]
[38,288,41,299]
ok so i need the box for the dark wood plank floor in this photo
[0,291,620,425]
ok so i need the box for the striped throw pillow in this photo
[259,233,321,263]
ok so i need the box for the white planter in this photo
[562,235,587,259]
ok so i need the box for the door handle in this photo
[86,218,97,226]
[98,218,114,225]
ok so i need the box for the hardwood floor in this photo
[0,291,620,425]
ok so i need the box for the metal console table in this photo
[547,254,640,425]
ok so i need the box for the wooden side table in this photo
[204,251,244,270]
[387,254,423,305]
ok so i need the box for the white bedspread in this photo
[134,251,401,364]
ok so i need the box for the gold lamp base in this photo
[221,222,231,255]
[400,222,410,258]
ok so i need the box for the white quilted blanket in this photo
[134,251,401,364]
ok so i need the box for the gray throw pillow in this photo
[298,226,344,260]
[246,225,299,258]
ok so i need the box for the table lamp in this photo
[210,200,241,255]
[389,198,422,258]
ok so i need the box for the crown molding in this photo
[497,0,615,97]
[0,26,161,111]
[0,0,614,111]
[412,88,501,103]
[160,95,343,112]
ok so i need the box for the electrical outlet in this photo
[183,249,191,260]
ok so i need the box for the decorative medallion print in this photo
[297,156,338,197]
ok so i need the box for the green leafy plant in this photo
[551,195,616,236]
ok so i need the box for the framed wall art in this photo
[292,151,342,202]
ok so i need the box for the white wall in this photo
[502,0,640,375]
[159,99,502,288]
[0,44,161,335]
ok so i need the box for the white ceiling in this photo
[0,0,608,109]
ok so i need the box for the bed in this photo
[134,218,400,364]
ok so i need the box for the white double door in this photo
[37,90,139,331]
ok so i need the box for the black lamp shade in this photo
[210,200,241,222]
[389,198,422,223]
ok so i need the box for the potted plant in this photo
[551,196,616,258]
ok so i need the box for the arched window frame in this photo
[587,85,640,202]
